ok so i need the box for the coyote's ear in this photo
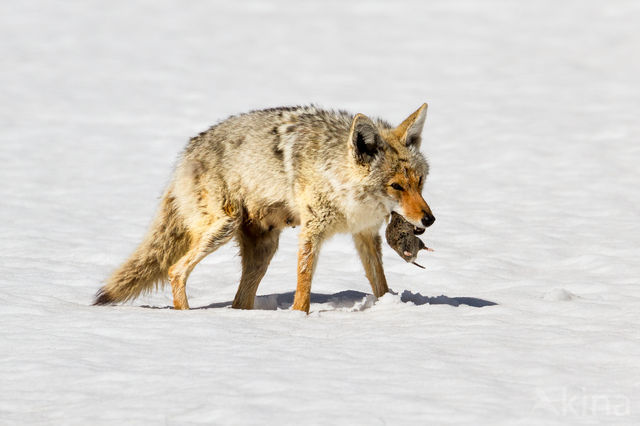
[349,113,383,164]
[395,103,428,148]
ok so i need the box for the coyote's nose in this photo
[421,212,435,228]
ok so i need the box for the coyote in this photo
[94,104,435,313]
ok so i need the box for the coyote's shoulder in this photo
[95,104,435,313]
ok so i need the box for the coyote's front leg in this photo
[353,230,389,297]
[291,239,317,313]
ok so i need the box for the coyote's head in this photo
[348,103,435,232]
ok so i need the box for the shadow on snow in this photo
[191,290,497,311]
[140,290,496,311]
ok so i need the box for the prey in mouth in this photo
[385,212,433,269]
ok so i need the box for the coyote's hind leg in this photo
[168,217,237,309]
[232,223,281,310]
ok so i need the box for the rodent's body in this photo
[385,212,431,267]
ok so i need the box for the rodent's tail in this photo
[94,192,191,305]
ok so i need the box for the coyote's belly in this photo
[243,198,301,231]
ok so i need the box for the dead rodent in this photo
[385,212,433,268]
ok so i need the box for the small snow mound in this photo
[373,292,404,307]
[334,293,377,311]
[543,288,578,301]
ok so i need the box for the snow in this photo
[1,0,639,424]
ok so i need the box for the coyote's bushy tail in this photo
[94,192,191,305]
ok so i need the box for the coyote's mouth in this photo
[413,226,425,235]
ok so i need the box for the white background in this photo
[1,1,639,424]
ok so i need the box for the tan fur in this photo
[93,192,192,305]
[94,104,434,313]
[394,103,428,144]
[353,230,388,297]
[168,216,236,309]
[292,240,316,312]
[232,221,281,309]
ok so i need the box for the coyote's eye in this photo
[390,183,404,191]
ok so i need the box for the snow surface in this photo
[1,0,640,424]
